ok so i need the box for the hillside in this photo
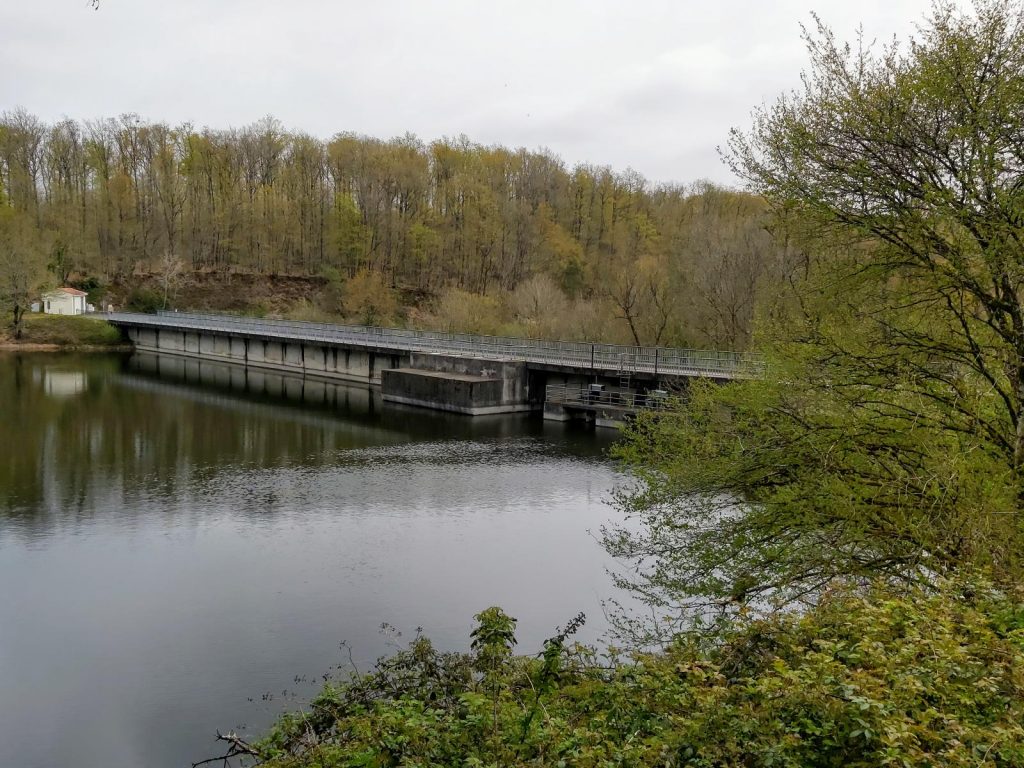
[1,112,797,350]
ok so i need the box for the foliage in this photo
[70,275,106,307]
[410,280,621,342]
[470,606,518,667]
[727,0,1024,476]
[0,109,792,349]
[284,299,337,323]
[604,341,1022,635]
[605,0,1024,631]
[342,269,400,326]
[236,579,1024,768]
[124,286,163,314]
[421,286,506,335]
[0,208,48,339]
[509,273,569,338]
[47,234,73,285]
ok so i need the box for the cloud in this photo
[0,0,962,185]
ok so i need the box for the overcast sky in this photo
[2,0,958,185]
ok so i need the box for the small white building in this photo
[41,287,89,315]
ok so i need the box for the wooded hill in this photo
[0,110,795,348]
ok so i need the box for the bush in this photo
[421,287,505,335]
[124,287,163,313]
[231,578,1024,767]
[342,269,399,326]
[284,299,335,323]
[510,274,569,338]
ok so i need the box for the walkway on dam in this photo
[105,311,762,380]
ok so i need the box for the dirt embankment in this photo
[109,271,331,315]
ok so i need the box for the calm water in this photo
[0,352,626,768]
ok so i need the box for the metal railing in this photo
[545,384,674,411]
[105,310,762,379]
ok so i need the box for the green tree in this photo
[342,267,399,325]
[0,208,48,338]
[728,1,1024,470]
[331,192,368,276]
[47,235,72,285]
[605,0,1024,633]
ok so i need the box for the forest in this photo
[0,110,793,348]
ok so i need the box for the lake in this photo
[0,351,627,768]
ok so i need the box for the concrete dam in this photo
[106,312,760,426]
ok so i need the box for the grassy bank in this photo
[220,580,1024,767]
[1,314,125,349]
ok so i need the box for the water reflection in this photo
[41,369,88,397]
[0,351,624,768]
[1,352,612,531]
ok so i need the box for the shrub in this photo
[69,275,106,306]
[422,287,505,335]
[509,274,569,338]
[230,577,1024,767]
[124,287,163,314]
[342,269,399,326]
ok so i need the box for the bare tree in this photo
[155,251,185,309]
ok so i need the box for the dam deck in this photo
[105,311,761,425]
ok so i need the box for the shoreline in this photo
[0,342,134,352]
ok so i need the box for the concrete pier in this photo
[382,369,528,415]
[381,354,537,415]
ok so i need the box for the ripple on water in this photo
[0,353,630,768]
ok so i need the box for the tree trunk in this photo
[1014,365,1024,472]
[12,304,24,340]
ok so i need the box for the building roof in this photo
[44,287,88,297]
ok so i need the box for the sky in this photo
[1,0,958,186]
